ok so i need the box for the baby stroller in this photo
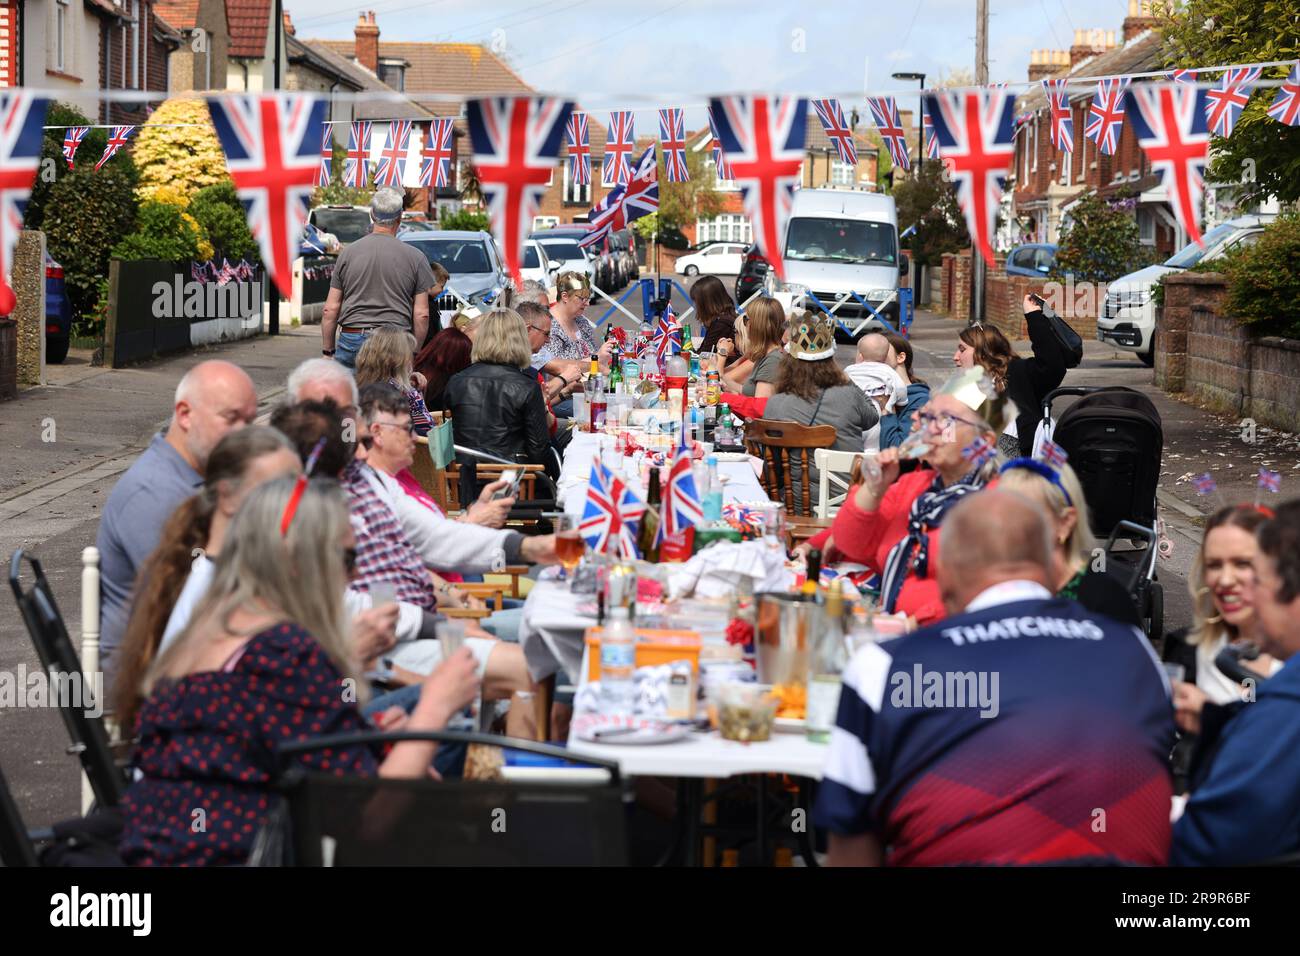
[1038,386,1165,640]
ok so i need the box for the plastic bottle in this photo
[806,579,849,743]
[600,606,637,716]
[589,372,607,431]
[702,455,724,523]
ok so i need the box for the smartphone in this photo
[1027,292,1046,308]
[491,469,520,500]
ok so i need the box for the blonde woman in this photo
[355,327,434,436]
[720,296,786,397]
[445,308,552,498]
[119,476,479,866]
[996,457,1139,626]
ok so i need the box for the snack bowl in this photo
[709,681,778,742]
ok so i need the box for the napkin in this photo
[574,661,693,718]
[666,540,794,600]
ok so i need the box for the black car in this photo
[734,245,769,304]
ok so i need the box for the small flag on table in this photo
[579,458,645,558]
[653,303,682,365]
[1193,472,1217,496]
[658,440,703,560]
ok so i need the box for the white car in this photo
[1096,216,1273,366]
[519,240,561,287]
[534,235,595,279]
[675,242,746,277]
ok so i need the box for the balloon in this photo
[0,280,16,318]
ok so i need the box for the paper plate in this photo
[774,717,806,734]
[575,716,693,746]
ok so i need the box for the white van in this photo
[775,188,907,337]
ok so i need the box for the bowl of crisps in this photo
[711,682,778,742]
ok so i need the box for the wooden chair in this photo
[743,419,838,518]
[410,435,452,513]
[446,463,548,515]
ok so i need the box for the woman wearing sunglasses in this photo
[119,476,480,866]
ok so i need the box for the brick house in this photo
[1009,1,1185,256]
[224,0,285,91]
[153,0,229,92]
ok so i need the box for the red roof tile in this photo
[153,0,200,31]
[227,0,273,59]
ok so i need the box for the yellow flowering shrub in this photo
[133,98,231,204]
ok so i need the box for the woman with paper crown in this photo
[799,366,1007,626]
[761,312,879,508]
[953,294,1068,457]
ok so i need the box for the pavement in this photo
[1,283,1296,827]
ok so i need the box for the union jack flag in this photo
[420,118,455,189]
[1206,67,1261,138]
[1039,438,1068,468]
[579,144,657,250]
[661,441,703,537]
[1267,61,1300,126]
[1193,472,1217,496]
[62,126,89,169]
[579,458,646,557]
[0,92,50,285]
[707,109,733,180]
[812,98,857,165]
[653,302,682,365]
[376,120,412,188]
[722,503,764,534]
[602,110,635,186]
[95,125,134,171]
[343,121,372,189]
[1124,83,1211,246]
[922,109,940,159]
[466,96,573,285]
[658,108,689,182]
[867,96,909,169]
[961,435,996,469]
[924,89,1016,263]
[1085,77,1128,155]
[1043,78,1074,151]
[566,110,590,186]
[218,258,235,285]
[190,260,207,285]
[315,124,332,187]
[1168,69,1198,84]
[708,95,807,282]
[1258,467,1281,494]
[207,93,326,300]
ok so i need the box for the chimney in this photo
[355,11,380,75]
[283,12,295,37]
[1069,27,1112,67]
[1028,48,1069,83]
[1123,0,1158,42]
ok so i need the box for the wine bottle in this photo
[636,468,662,562]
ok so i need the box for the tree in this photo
[892,160,969,266]
[657,146,726,234]
[132,98,230,203]
[189,182,259,262]
[311,140,374,207]
[440,210,489,232]
[1052,191,1147,282]
[1157,0,1300,205]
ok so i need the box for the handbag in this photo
[427,415,455,469]
[1039,301,1083,369]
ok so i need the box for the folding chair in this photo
[813,449,863,519]
[8,549,127,810]
[258,731,627,866]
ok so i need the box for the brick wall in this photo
[937,247,1097,340]
[0,0,18,88]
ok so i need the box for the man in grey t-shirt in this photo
[322,187,436,367]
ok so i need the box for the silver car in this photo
[398,230,509,324]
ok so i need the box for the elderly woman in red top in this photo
[804,385,1004,626]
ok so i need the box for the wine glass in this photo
[554,513,585,583]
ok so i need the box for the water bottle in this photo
[600,606,637,716]
[703,455,724,523]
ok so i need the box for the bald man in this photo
[97,360,258,686]
[816,490,1175,867]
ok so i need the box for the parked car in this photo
[44,253,73,365]
[398,230,508,329]
[734,245,770,303]
[536,225,617,290]
[519,240,561,287]
[530,233,596,280]
[777,188,907,339]
[307,204,371,248]
[675,241,747,277]
[609,229,638,287]
[1006,243,1058,278]
[1096,215,1274,366]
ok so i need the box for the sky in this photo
[286,0,1139,127]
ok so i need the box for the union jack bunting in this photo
[218,258,235,285]
[708,95,807,281]
[1043,78,1074,151]
[661,441,703,537]
[1267,61,1300,126]
[1206,67,1261,138]
[602,110,635,186]
[343,121,372,188]
[579,458,646,557]
[95,125,134,171]
[658,108,689,182]
[1258,467,1281,494]
[1124,83,1211,246]
[867,96,910,170]
[580,144,657,250]
[376,120,412,188]
[1193,473,1217,496]
[707,109,733,179]
[565,110,591,186]
[1039,438,1068,468]
[315,124,332,187]
[466,96,574,284]
[961,436,996,469]
[62,126,89,169]
[190,260,207,285]
[0,92,50,284]
[1085,77,1128,155]
[812,98,857,165]
[923,109,940,159]
[207,93,327,299]
[653,302,682,365]
[1168,69,1198,84]
[420,118,455,189]
[923,89,1016,262]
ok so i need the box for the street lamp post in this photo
[891,72,926,176]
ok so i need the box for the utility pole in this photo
[970,0,989,326]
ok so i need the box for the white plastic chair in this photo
[814,449,864,519]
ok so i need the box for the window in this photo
[561,160,590,206]
[1031,120,1038,173]
[55,0,69,72]
[1138,208,1156,246]
[695,215,752,245]
[831,160,856,185]
[379,62,405,92]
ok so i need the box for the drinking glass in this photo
[1162,662,1186,685]
[554,513,585,583]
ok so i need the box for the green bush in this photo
[113,201,208,262]
[1223,213,1300,339]
[892,161,969,267]
[1052,192,1145,283]
[439,210,489,232]
[189,182,258,262]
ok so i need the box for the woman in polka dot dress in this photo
[119,476,479,866]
